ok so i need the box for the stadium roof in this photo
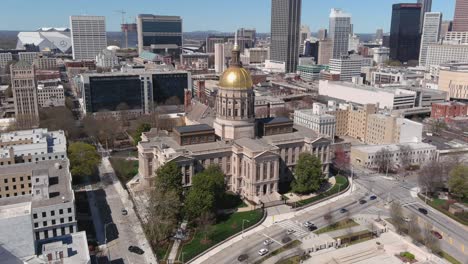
[17,30,71,53]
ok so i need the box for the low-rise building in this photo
[37,81,65,107]
[431,101,468,119]
[328,55,372,82]
[438,64,468,100]
[96,48,119,68]
[33,57,58,70]
[180,53,210,70]
[0,129,67,166]
[350,142,438,169]
[244,47,269,64]
[319,80,417,110]
[371,67,424,86]
[366,114,423,145]
[294,106,336,140]
[372,47,390,64]
[297,64,328,82]
[0,52,13,68]
[18,52,39,64]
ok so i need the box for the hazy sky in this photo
[0,0,455,33]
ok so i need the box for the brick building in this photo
[431,102,468,119]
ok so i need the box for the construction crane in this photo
[115,10,128,48]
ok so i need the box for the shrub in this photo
[400,252,415,261]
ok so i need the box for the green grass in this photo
[155,242,172,261]
[418,194,468,226]
[295,175,349,207]
[218,192,247,209]
[439,251,462,264]
[109,157,138,185]
[315,219,359,234]
[180,210,264,261]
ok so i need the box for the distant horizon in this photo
[0,0,455,34]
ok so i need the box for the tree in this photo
[398,145,413,171]
[154,161,183,200]
[390,202,405,234]
[144,186,181,247]
[133,123,151,145]
[323,207,334,227]
[292,153,324,194]
[423,225,441,255]
[197,211,215,243]
[184,165,226,220]
[407,214,422,243]
[68,142,101,179]
[431,119,446,134]
[419,162,444,196]
[448,165,468,199]
[333,146,349,174]
[39,107,81,140]
[374,148,393,173]
[82,115,123,148]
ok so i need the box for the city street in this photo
[355,171,468,263]
[199,185,381,264]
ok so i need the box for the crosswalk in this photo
[275,219,308,237]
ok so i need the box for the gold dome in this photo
[219,66,253,90]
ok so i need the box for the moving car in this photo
[307,224,317,231]
[286,229,296,235]
[340,208,348,213]
[128,246,144,255]
[369,195,377,200]
[418,208,428,215]
[359,199,367,205]
[303,221,313,227]
[121,209,128,215]
[263,239,273,246]
[258,248,269,256]
[431,231,443,239]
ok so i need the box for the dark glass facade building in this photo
[390,4,422,63]
[85,75,143,112]
[152,73,188,105]
[137,15,183,58]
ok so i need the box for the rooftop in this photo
[352,142,436,153]
[175,124,214,134]
[257,117,293,125]
[0,159,73,208]
[0,201,31,220]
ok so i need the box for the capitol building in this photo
[136,42,332,204]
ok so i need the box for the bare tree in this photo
[423,224,441,255]
[375,148,393,174]
[398,145,413,171]
[323,207,334,227]
[197,212,216,243]
[333,146,349,175]
[407,214,422,243]
[419,162,444,196]
[390,202,405,234]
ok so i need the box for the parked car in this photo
[359,199,367,205]
[258,248,269,256]
[418,208,428,215]
[340,208,348,213]
[369,195,377,200]
[128,246,144,255]
[121,209,128,215]
[263,239,273,246]
[431,231,443,239]
[286,229,296,235]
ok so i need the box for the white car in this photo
[286,229,296,235]
[263,239,273,246]
[303,221,313,227]
[258,248,269,256]
[403,217,411,222]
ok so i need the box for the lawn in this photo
[179,210,264,262]
[109,157,138,186]
[315,219,359,234]
[295,175,349,207]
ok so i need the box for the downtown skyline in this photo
[0,0,455,33]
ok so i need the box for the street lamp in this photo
[242,219,250,237]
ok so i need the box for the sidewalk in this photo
[101,157,159,264]
[190,178,355,264]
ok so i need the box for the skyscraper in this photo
[417,0,432,33]
[439,21,453,40]
[375,29,384,41]
[10,61,39,128]
[237,28,256,46]
[70,16,107,60]
[419,12,442,66]
[318,29,328,40]
[329,9,352,59]
[389,4,421,62]
[214,43,225,74]
[137,14,183,57]
[270,0,301,73]
[453,0,468,31]
[299,25,311,55]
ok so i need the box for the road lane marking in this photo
[262,233,284,246]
